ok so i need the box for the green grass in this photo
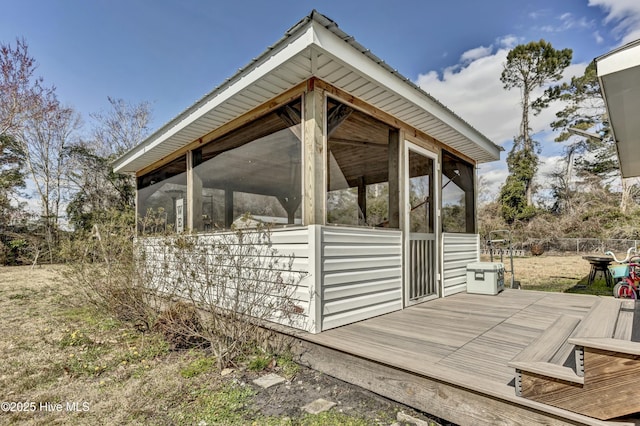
[565,278,616,296]
[57,316,169,379]
[59,306,120,330]
[297,412,374,426]
[63,346,109,377]
[120,331,170,361]
[248,354,272,371]
[59,329,95,348]
[522,280,576,293]
[180,355,216,378]
[172,383,256,425]
[277,352,300,379]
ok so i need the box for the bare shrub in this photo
[153,301,206,350]
[530,243,545,256]
[65,210,304,369]
[61,209,158,330]
[143,222,305,369]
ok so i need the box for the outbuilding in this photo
[114,10,502,333]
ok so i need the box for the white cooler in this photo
[466,262,504,295]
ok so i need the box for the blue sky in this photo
[3,0,640,200]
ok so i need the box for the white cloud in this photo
[540,12,594,33]
[416,44,589,200]
[532,154,567,206]
[417,47,576,148]
[589,0,640,44]
[498,35,519,49]
[417,50,511,145]
[594,30,604,44]
[529,9,556,21]
[538,154,566,181]
[460,45,493,63]
[478,164,508,204]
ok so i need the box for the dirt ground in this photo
[0,265,444,426]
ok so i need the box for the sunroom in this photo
[114,11,501,333]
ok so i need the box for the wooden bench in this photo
[508,314,583,396]
[567,297,634,376]
[512,297,640,420]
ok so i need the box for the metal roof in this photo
[114,10,501,174]
[596,38,640,178]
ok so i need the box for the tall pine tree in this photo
[499,40,572,223]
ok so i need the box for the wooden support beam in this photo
[327,103,353,137]
[303,82,326,225]
[329,138,387,149]
[388,129,400,229]
[277,196,301,225]
[187,151,204,232]
[136,82,307,178]
[224,190,234,228]
[466,186,475,233]
[357,176,366,225]
[315,78,476,167]
[277,104,302,127]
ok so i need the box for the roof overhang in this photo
[596,39,640,178]
[114,11,501,175]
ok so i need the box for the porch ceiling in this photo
[596,39,640,178]
[114,10,501,175]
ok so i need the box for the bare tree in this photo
[16,101,80,262]
[90,96,151,156]
[0,38,56,137]
[66,98,152,231]
[0,134,25,222]
[548,62,637,213]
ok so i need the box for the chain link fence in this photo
[481,238,640,256]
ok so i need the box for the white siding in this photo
[442,233,480,297]
[139,227,313,331]
[321,227,403,331]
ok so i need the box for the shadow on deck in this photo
[278,290,640,426]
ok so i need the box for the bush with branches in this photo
[143,221,304,369]
[61,209,159,330]
[64,212,304,370]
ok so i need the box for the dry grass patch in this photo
[482,254,592,292]
[0,265,225,425]
[0,265,440,425]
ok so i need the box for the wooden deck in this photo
[284,290,640,425]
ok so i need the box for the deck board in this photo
[303,289,597,400]
[290,289,640,425]
[614,300,635,340]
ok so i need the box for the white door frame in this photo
[404,141,440,306]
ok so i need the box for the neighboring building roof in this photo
[595,38,640,178]
[114,10,502,174]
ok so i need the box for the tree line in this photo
[1,38,149,265]
[486,39,640,244]
[1,37,638,265]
